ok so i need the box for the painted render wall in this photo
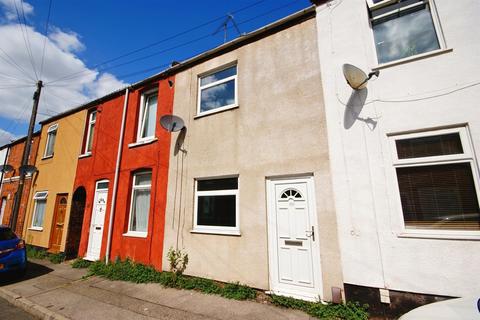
[313,0,480,297]
[24,111,86,251]
[76,78,174,270]
[162,17,343,300]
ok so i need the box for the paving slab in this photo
[0,259,312,320]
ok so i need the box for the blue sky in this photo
[0,0,310,144]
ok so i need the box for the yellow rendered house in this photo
[23,108,86,253]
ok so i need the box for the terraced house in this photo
[161,7,343,302]
[0,132,40,234]
[23,108,86,254]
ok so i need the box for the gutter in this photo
[105,87,130,264]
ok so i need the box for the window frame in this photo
[196,63,238,117]
[136,89,158,143]
[192,176,240,236]
[125,171,152,238]
[82,110,97,155]
[31,191,48,230]
[368,0,447,67]
[43,124,58,158]
[388,126,480,239]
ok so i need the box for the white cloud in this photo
[0,128,17,146]
[0,0,33,22]
[49,27,85,53]
[0,2,127,141]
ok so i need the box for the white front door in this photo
[267,176,323,301]
[85,180,109,261]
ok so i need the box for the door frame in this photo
[48,193,68,253]
[85,179,109,261]
[266,175,323,301]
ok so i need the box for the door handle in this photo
[57,223,64,227]
[306,226,315,241]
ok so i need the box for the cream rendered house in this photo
[162,7,343,302]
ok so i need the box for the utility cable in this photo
[45,0,304,86]
[46,0,266,85]
[0,47,36,82]
[39,0,53,80]
[13,0,38,80]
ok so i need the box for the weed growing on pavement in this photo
[270,294,369,320]
[85,259,368,319]
[26,245,65,264]
[167,246,189,276]
[71,258,93,269]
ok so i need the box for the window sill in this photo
[28,227,43,232]
[397,231,480,241]
[373,48,453,71]
[41,155,53,160]
[194,104,239,119]
[122,232,147,238]
[128,138,158,148]
[78,153,92,159]
[190,229,241,236]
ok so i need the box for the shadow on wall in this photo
[65,187,86,259]
[343,88,378,130]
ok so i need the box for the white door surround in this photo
[85,180,109,261]
[266,176,323,301]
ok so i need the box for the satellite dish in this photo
[160,115,185,132]
[0,164,13,173]
[19,165,37,175]
[342,64,379,90]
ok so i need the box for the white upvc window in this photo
[43,124,58,158]
[197,63,238,116]
[193,176,240,235]
[83,110,96,155]
[126,171,152,237]
[389,127,480,237]
[31,191,48,230]
[368,0,445,65]
[136,90,158,142]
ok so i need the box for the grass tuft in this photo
[85,259,368,319]
[26,245,65,264]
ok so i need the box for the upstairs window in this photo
[32,191,48,229]
[82,110,96,155]
[369,0,443,64]
[391,127,480,232]
[198,64,237,116]
[44,124,58,158]
[127,171,152,236]
[137,90,158,141]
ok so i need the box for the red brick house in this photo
[0,132,40,235]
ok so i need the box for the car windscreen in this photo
[0,228,17,241]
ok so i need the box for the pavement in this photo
[0,259,311,320]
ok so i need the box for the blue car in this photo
[0,225,27,276]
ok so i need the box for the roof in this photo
[39,5,316,125]
[0,131,40,151]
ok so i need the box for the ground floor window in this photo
[127,171,152,236]
[390,127,480,231]
[194,177,239,234]
[32,191,48,229]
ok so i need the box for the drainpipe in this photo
[105,87,130,264]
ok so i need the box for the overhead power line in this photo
[45,0,267,85]
[45,0,303,87]
[39,0,53,80]
[13,0,38,80]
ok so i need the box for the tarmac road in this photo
[0,297,35,320]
